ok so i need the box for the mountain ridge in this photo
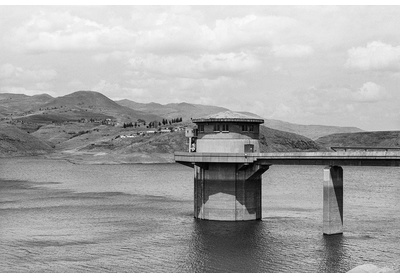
[316,131,400,149]
[1,91,365,139]
[1,90,383,164]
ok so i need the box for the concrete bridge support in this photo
[323,166,343,235]
[194,163,269,221]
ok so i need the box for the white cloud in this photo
[0,63,57,82]
[272,44,314,58]
[128,52,261,79]
[133,14,300,55]
[92,80,124,95]
[345,41,400,71]
[0,63,21,79]
[92,51,133,63]
[12,11,134,53]
[352,82,388,102]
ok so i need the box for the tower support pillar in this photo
[194,163,268,221]
[323,166,343,235]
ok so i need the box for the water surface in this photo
[0,158,399,272]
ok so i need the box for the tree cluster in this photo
[122,117,182,129]
[161,117,182,125]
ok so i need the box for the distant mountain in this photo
[0,93,53,115]
[117,100,364,139]
[0,123,53,157]
[259,125,326,152]
[43,91,123,110]
[263,118,364,140]
[1,92,365,140]
[316,131,400,149]
[40,91,162,123]
[116,99,229,120]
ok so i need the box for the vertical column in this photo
[323,166,343,235]
[193,163,267,221]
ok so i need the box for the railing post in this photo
[323,166,343,235]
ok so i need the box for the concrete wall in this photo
[196,139,261,153]
[194,163,268,221]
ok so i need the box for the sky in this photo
[0,4,400,131]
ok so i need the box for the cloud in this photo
[0,63,57,82]
[11,11,134,53]
[128,52,261,79]
[272,44,314,58]
[92,80,124,95]
[352,82,388,102]
[268,81,396,130]
[345,41,400,71]
[134,13,300,55]
[0,63,20,79]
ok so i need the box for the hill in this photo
[316,131,400,149]
[263,118,364,140]
[0,123,53,157]
[0,93,53,116]
[40,91,162,123]
[116,99,229,120]
[1,91,365,140]
[259,125,325,152]
[29,120,325,164]
[117,99,364,139]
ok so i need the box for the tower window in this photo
[198,125,204,133]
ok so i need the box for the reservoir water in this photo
[0,157,399,272]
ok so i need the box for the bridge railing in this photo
[331,146,400,152]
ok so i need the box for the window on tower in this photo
[198,124,204,133]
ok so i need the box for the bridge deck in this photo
[174,151,400,167]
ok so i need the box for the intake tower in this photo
[182,111,269,221]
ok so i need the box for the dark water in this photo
[0,157,399,272]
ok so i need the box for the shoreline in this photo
[0,152,177,165]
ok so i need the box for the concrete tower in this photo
[183,111,269,221]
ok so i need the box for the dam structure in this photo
[175,112,400,235]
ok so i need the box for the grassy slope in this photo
[316,131,400,148]
[0,124,53,157]
[0,93,53,115]
[42,91,162,123]
[116,99,229,121]
[32,121,323,163]
[259,125,326,152]
[263,118,364,140]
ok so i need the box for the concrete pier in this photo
[194,163,269,221]
[323,166,343,235]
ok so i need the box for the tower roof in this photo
[192,111,264,123]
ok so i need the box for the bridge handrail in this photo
[331,146,400,152]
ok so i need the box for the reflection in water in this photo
[186,220,279,272]
[318,234,350,273]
